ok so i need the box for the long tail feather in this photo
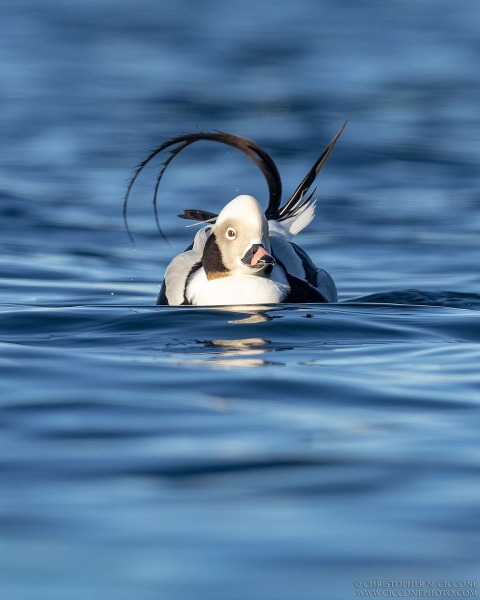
[276,119,348,221]
[123,131,282,243]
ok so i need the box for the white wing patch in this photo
[268,200,316,239]
[283,199,317,236]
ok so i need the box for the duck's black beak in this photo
[242,244,275,274]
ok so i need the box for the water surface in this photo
[1,1,480,599]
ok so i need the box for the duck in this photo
[123,121,347,306]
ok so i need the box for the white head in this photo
[202,195,275,280]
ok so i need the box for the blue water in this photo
[1,1,480,599]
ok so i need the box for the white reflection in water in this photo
[183,337,277,368]
[228,312,273,324]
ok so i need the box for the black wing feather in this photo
[178,209,218,222]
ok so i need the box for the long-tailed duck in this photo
[124,121,347,306]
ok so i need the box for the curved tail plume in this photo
[123,131,282,243]
[123,121,347,243]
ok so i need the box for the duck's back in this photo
[269,234,337,303]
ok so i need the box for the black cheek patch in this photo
[202,233,229,277]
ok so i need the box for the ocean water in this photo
[1,1,480,599]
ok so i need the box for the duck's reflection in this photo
[228,312,274,324]
[209,305,279,324]
[205,337,268,351]
[180,337,283,368]
[167,306,290,368]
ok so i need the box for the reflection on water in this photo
[206,337,269,349]
[181,337,278,368]
[227,311,276,324]
[184,356,274,368]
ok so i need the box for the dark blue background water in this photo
[1,1,480,599]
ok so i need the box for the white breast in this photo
[186,268,289,306]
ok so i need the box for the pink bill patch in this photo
[251,246,271,265]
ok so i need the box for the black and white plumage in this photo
[124,121,347,306]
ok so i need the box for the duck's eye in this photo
[225,227,236,240]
